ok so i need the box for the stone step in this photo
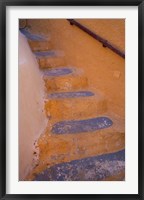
[43,67,73,77]
[43,67,88,92]
[44,90,107,122]
[33,112,124,178]
[34,50,66,68]
[52,116,112,135]
[20,29,47,41]
[28,40,52,52]
[34,149,125,181]
[20,29,52,51]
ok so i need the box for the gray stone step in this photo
[51,116,113,135]
[34,50,66,68]
[34,50,61,58]
[34,149,125,181]
[29,40,52,51]
[42,67,73,77]
[20,29,52,51]
[20,29,47,41]
[48,90,94,98]
[43,67,88,92]
[45,90,107,122]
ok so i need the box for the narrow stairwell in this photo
[20,28,125,181]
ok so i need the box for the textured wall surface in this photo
[19,32,47,180]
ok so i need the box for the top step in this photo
[20,29,52,51]
[20,29,47,41]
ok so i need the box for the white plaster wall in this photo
[19,32,47,180]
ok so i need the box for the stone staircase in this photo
[20,28,125,181]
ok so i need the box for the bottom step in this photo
[34,149,125,181]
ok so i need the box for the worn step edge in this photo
[34,149,125,181]
[44,91,107,122]
[47,90,95,98]
[20,29,48,41]
[28,40,52,52]
[51,116,112,135]
[43,67,88,92]
[34,50,64,58]
[42,66,74,77]
[42,66,87,78]
[40,59,66,68]
[35,51,66,68]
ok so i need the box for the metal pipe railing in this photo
[67,19,125,59]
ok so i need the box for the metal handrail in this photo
[67,19,125,59]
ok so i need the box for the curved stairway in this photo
[20,28,125,181]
